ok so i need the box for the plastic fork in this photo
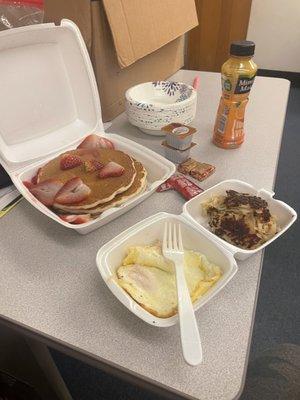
[163,222,203,366]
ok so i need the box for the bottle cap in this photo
[230,41,255,56]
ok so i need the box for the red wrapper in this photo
[156,179,174,192]
[157,174,203,200]
[172,175,204,200]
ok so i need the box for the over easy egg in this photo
[116,244,222,318]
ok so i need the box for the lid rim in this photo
[230,40,255,56]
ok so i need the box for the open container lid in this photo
[0,20,103,168]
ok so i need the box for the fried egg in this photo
[122,244,173,272]
[116,244,222,318]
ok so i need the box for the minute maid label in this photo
[234,75,256,94]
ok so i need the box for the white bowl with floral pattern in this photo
[125,81,197,136]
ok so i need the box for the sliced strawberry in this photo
[83,159,104,173]
[98,137,114,149]
[31,168,41,185]
[59,214,91,224]
[77,148,100,159]
[60,154,82,170]
[55,177,91,205]
[77,134,99,149]
[77,134,114,150]
[23,180,34,189]
[30,179,63,206]
[98,161,124,179]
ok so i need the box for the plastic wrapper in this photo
[0,0,44,30]
[157,173,204,199]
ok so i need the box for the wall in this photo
[187,0,252,72]
[247,0,300,72]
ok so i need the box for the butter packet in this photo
[178,158,215,181]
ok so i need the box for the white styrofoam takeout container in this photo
[0,20,175,234]
[96,179,296,326]
[96,212,238,327]
[184,179,298,260]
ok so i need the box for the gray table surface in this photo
[0,70,290,400]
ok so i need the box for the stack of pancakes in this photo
[37,148,147,215]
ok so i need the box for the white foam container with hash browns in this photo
[0,20,175,234]
[183,179,297,260]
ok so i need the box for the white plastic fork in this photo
[163,222,203,366]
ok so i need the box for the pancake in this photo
[37,148,136,209]
[54,160,147,215]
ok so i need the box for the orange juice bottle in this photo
[213,41,257,149]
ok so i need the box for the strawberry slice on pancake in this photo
[83,159,104,173]
[98,162,124,179]
[31,168,41,185]
[60,154,83,170]
[30,179,63,206]
[23,180,34,189]
[55,177,91,205]
[59,214,91,224]
[77,134,114,150]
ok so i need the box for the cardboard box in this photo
[44,0,198,121]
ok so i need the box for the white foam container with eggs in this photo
[184,179,297,260]
[97,212,238,327]
[0,20,175,234]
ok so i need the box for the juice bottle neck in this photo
[229,55,253,61]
